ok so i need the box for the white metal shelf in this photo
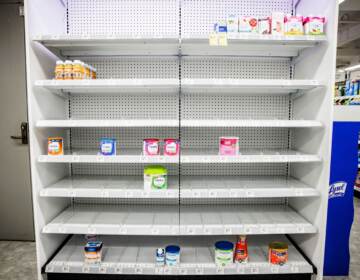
[38,149,179,164]
[33,34,326,58]
[33,35,180,56]
[36,119,322,128]
[45,235,313,275]
[182,79,323,95]
[36,119,179,128]
[37,149,319,164]
[35,79,179,95]
[180,149,321,163]
[42,204,316,235]
[181,119,322,128]
[40,176,319,198]
[181,34,326,57]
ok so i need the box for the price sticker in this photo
[195,267,204,275]
[245,227,252,234]
[152,228,160,235]
[135,267,143,274]
[224,227,232,234]
[179,268,187,275]
[82,266,90,273]
[99,265,108,273]
[216,267,225,274]
[115,266,123,273]
[271,265,279,273]
[251,266,259,274]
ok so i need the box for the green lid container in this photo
[144,165,167,175]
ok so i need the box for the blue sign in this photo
[329,181,347,199]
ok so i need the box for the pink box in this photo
[219,137,239,156]
[143,138,160,156]
[164,138,180,156]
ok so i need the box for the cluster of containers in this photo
[215,236,289,267]
[54,60,97,80]
[82,235,289,267]
[212,13,325,42]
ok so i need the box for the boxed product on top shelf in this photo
[55,60,97,80]
[210,13,325,45]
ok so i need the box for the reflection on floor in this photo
[0,198,359,280]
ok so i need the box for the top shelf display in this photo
[33,34,326,57]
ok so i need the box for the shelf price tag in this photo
[224,227,232,234]
[155,267,164,274]
[204,227,212,234]
[101,190,110,198]
[251,266,259,274]
[99,264,108,273]
[244,226,252,234]
[216,266,225,274]
[187,227,195,234]
[179,268,188,275]
[135,267,143,274]
[82,266,90,273]
[68,190,76,197]
[62,265,70,273]
[115,266,123,274]
[195,267,204,275]
[270,265,279,273]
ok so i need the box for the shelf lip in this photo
[36,119,322,128]
[37,149,321,164]
[40,175,319,199]
[45,235,313,275]
[42,204,317,235]
[36,119,179,128]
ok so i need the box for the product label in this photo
[329,181,347,199]
[48,142,60,152]
[165,142,177,155]
[269,249,288,265]
[166,252,180,266]
[101,143,113,154]
[152,175,166,189]
[215,249,233,266]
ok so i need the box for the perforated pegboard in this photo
[181,57,290,79]
[180,163,287,176]
[70,94,178,119]
[83,57,179,79]
[181,95,290,120]
[181,0,293,38]
[181,128,288,149]
[72,163,179,176]
[67,0,180,37]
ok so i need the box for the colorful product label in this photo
[99,139,116,156]
[219,137,239,156]
[215,249,233,267]
[164,139,179,156]
[269,248,288,265]
[234,237,248,263]
[48,138,63,155]
[285,16,304,35]
[304,17,325,35]
[143,139,160,156]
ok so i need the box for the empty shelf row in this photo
[43,204,316,235]
[35,79,323,95]
[36,119,322,128]
[40,176,319,198]
[45,235,313,275]
[38,149,321,163]
[33,34,326,57]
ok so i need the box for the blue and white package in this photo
[156,248,165,266]
[353,81,359,96]
[345,80,351,96]
[99,138,116,156]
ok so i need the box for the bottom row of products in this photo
[84,235,288,267]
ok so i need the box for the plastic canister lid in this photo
[166,245,180,253]
[215,241,234,251]
[144,165,167,175]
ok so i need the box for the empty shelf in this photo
[36,119,179,128]
[43,204,316,235]
[181,79,323,95]
[33,35,180,56]
[181,149,321,163]
[45,235,313,275]
[40,176,318,199]
[35,79,179,95]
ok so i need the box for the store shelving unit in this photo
[25,0,337,280]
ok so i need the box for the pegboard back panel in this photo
[180,163,287,176]
[181,0,292,38]
[72,163,179,176]
[181,57,290,79]
[68,0,180,37]
[181,128,288,149]
[70,94,179,119]
[71,128,179,149]
[181,95,290,120]
[83,57,179,79]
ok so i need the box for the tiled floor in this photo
[0,198,359,280]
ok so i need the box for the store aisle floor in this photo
[0,198,359,280]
